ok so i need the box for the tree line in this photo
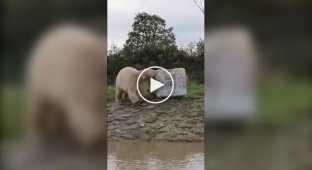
[108,12,204,84]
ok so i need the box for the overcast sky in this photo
[108,0,204,48]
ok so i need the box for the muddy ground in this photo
[107,96,204,141]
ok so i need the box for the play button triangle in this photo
[150,78,165,93]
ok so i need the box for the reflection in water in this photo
[108,141,204,170]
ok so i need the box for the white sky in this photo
[108,0,204,48]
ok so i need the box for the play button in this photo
[150,78,164,93]
[137,66,174,104]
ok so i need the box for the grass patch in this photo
[107,86,116,103]
[107,82,204,104]
[187,82,204,97]
[259,80,312,126]
[1,86,26,142]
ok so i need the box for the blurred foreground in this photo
[204,23,311,170]
[2,23,107,169]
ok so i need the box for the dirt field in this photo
[107,96,204,141]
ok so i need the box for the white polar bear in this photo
[115,67,155,103]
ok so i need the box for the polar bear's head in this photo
[140,68,156,81]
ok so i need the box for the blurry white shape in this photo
[205,27,257,121]
[155,68,187,97]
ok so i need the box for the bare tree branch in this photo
[194,0,204,14]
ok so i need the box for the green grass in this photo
[187,82,204,97]
[107,86,116,103]
[1,86,26,142]
[2,80,311,142]
[259,79,312,126]
[107,82,204,104]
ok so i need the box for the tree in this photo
[123,12,176,54]
[195,39,204,58]
[108,42,121,56]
